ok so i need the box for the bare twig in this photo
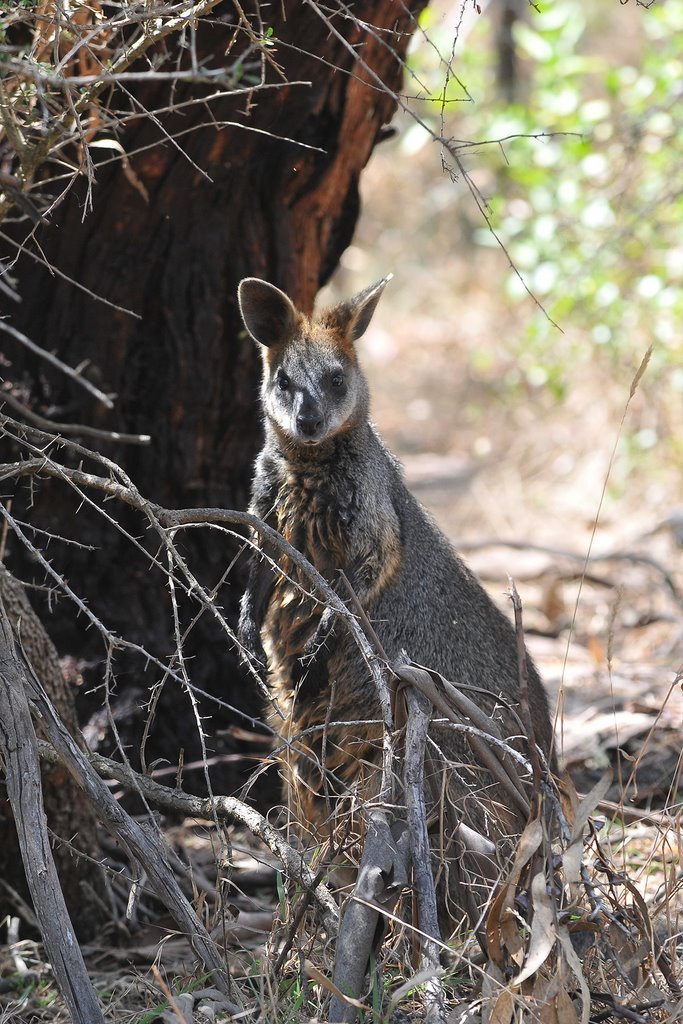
[0,230,141,317]
[395,663,531,817]
[0,599,107,1024]
[403,686,446,1024]
[0,390,151,445]
[0,321,115,409]
[35,738,339,936]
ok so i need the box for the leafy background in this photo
[319,2,683,815]
[323,0,682,547]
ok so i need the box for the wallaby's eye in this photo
[277,372,290,391]
[331,372,344,389]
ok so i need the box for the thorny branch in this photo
[0,0,288,224]
[0,415,390,717]
[35,738,340,936]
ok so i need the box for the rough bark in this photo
[0,0,426,895]
[0,565,106,939]
[0,597,107,1024]
[0,591,239,1012]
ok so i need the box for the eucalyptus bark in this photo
[2,0,426,780]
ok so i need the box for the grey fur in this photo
[238,277,554,929]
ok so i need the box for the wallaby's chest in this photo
[260,459,400,699]
[261,467,386,813]
[273,470,357,573]
[262,471,352,675]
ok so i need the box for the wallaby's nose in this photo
[296,411,323,437]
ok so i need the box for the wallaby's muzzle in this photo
[295,394,324,441]
[296,413,323,440]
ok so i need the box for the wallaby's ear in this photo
[238,278,299,348]
[322,274,393,344]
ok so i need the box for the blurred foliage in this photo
[410,1,683,404]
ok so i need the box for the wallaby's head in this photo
[238,276,391,448]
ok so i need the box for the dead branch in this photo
[395,662,532,817]
[0,229,142,317]
[4,618,240,1008]
[330,812,410,1024]
[403,685,447,1024]
[0,321,115,409]
[35,739,340,937]
[0,391,151,445]
[0,598,107,1024]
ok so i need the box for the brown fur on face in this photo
[262,314,357,366]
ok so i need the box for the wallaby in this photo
[237,275,554,930]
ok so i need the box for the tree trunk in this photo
[0,566,106,940]
[1,2,426,790]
